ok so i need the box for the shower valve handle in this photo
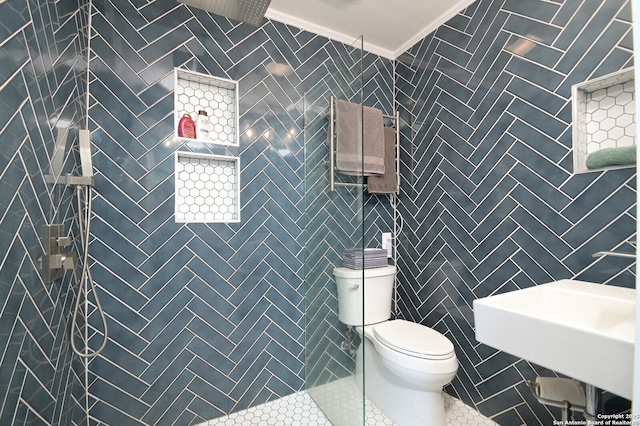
[50,253,75,270]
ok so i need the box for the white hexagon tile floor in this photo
[198,377,498,426]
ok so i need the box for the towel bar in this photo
[592,240,637,259]
[592,251,636,259]
[329,96,400,192]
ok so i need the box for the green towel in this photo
[585,145,637,169]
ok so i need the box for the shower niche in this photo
[174,68,239,146]
[175,151,240,223]
[572,67,636,173]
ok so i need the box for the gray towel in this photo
[368,126,398,194]
[335,99,385,175]
[586,145,636,169]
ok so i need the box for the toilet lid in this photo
[373,320,455,360]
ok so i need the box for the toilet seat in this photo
[372,320,454,360]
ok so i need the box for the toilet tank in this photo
[333,265,396,326]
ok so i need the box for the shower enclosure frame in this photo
[303,35,368,425]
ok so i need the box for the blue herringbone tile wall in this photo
[4,0,636,425]
[396,0,635,424]
[86,1,393,424]
[0,0,88,424]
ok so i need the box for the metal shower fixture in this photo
[177,0,272,26]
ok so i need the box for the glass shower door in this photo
[303,36,365,425]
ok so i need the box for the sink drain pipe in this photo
[584,384,602,421]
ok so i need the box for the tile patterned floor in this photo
[199,377,498,426]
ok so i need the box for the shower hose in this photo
[71,184,108,358]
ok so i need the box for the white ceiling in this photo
[265,0,477,59]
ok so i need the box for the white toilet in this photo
[334,265,458,426]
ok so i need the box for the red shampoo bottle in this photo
[178,114,196,138]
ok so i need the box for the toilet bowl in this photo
[334,266,458,426]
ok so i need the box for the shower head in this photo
[177,0,272,26]
[79,129,93,178]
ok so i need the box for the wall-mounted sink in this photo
[473,279,635,399]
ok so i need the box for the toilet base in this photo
[356,338,452,426]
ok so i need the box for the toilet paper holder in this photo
[526,377,586,422]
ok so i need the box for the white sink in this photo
[473,279,635,399]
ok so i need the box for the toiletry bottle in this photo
[178,114,196,138]
[196,110,211,141]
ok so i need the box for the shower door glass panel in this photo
[303,36,365,426]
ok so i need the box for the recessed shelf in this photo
[174,68,239,146]
[572,67,636,173]
[175,152,240,223]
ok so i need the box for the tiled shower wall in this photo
[0,0,88,424]
[395,0,635,424]
[85,1,392,424]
